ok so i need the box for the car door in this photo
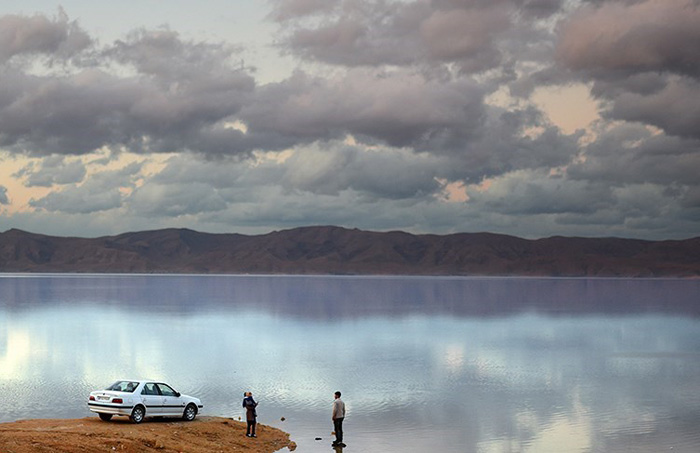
[156,383,184,416]
[141,382,164,415]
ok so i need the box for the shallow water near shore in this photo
[1,274,700,452]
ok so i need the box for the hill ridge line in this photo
[1,226,698,277]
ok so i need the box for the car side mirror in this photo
[175,392,181,397]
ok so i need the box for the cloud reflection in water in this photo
[1,274,699,452]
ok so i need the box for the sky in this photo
[0,0,699,240]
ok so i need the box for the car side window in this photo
[141,383,160,396]
[156,383,177,397]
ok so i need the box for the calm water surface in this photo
[1,275,700,452]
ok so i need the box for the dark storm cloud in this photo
[557,0,700,78]
[139,144,444,205]
[0,6,570,167]
[0,24,257,157]
[549,0,700,237]
[568,123,700,187]
[121,145,443,230]
[0,10,91,63]
[268,0,339,21]
[14,156,86,187]
[127,182,228,217]
[0,11,503,160]
[29,183,123,214]
[270,0,517,72]
[242,88,579,189]
[126,104,580,225]
[680,186,700,208]
[276,144,445,199]
[0,68,142,155]
[268,0,570,77]
[463,168,699,239]
[513,0,565,17]
[604,77,700,140]
[560,120,700,233]
[466,170,614,216]
[27,161,143,214]
[459,106,579,179]
[2,2,698,240]
[556,0,700,139]
[240,69,488,151]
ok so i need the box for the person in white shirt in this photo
[332,391,346,447]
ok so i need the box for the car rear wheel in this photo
[183,404,197,421]
[98,413,113,421]
[130,405,145,424]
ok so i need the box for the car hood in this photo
[180,394,202,403]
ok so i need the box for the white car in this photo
[88,380,203,423]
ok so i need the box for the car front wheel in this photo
[130,405,145,424]
[183,404,197,421]
[98,413,113,421]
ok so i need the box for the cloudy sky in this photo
[0,0,698,239]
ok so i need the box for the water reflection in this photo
[1,275,700,452]
[2,274,699,318]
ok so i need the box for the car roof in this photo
[115,379,155,383]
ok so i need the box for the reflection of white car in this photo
[88,380,203,423]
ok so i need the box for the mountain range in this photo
[1,226,699,277]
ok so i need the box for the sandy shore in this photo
[0,416,295,453]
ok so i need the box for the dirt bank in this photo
[0,416,295,453]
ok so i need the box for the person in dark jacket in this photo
[242,391,258,437]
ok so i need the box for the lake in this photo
[1,274,700,452]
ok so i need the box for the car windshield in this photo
[157,383,178,397]
[106,381,139,393]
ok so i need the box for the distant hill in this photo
[0,226,699,277]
